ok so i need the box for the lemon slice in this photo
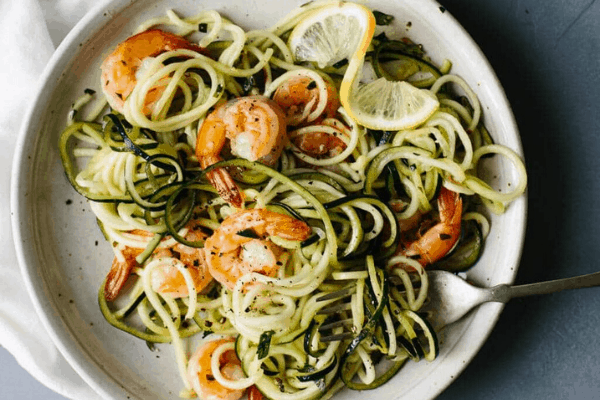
[288,1,439,130]
[345,78,440,130]
[288,2,374,69]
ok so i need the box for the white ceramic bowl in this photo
[11,0,527,399]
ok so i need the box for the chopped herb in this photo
[373,10,394,25]
[374,32,389,43]
[242,75,256,94]
[332,58,348,69]
[237,229,260,238]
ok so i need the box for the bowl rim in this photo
[10,0,528,399]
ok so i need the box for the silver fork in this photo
[422,269,600,329]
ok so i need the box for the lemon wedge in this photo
[288,1,439,130]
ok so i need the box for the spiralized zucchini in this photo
[59,2,527,399]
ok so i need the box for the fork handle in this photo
[489,271,600,303]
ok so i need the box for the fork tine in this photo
[317,303,352,315]
[316,286,356,302]
[318,318,354,332]
[319,332,354,342]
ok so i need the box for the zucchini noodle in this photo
[58,2,527,400]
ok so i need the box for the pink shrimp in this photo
[149,227,213,298]
[100,29,205,115]
[195,96,287,208]
[401,187,463,266]
[104,224,212,301]
[273,75,347,158]
[203,209,312,290]
[272,75,340,126]
[187,338,245,400]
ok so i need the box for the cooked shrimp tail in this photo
[206,166,246,209]
[403,187,462,266]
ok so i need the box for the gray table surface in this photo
[3,0,600,399]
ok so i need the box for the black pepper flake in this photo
[409,254,421,260]
[306,80,317,90]
[211,251,216,255]
[193,260,200,266]
[116,93,123,100]
[66,199,73,205]
[439,233,452,240]
[439,6,446,13]
[205,320,213,327]
[95,241,99,246]
[84,88,96,95]
[276,261,283,266]
[198,23,208,33]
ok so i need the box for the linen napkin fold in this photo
[2,0,105,398]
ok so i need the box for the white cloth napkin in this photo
[1,0,105,398]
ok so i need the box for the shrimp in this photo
[187,338,245,400]
[291,128,347,159]
[401,187,462,266]
[273,76,346,158]
[204,209,312,290]
[247,385,264,400]
[105,234,146,301]
[104,224,212,301]
[272,75,340,126]
[101,29,204,114]
[195,96,287,208]
[149,227,213,298]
